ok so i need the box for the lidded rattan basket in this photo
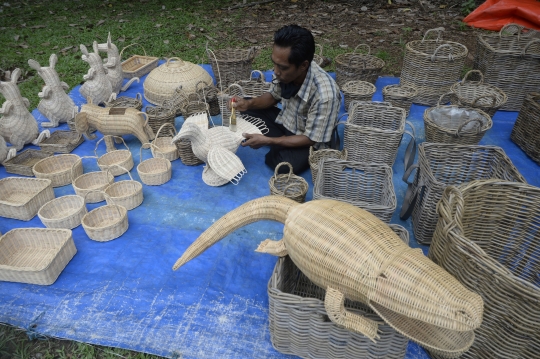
[308,146,347,185]
[510,92,540,164]
[268,162,308,203]
[144,57,213,105]
[335,44,385,87]
[382,84,418,117]
[32,154,82,188]
[38,195,87,229]
[95,136,134,177]
[81,193,129,242]
[207,45,257,88]
[341,80,377,111]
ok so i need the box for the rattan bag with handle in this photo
[71,156,115,203]
[234,70,271,98]
[151,123,179,162]
[308,146,347,185]
[0,177,54,221]
[120,43,159,79]
[268,162,308,203]
[32,154,83,188]
[103,164,143,211]
[335,44,385,87]
[137,143,171,186]
[95,135,134,177]
[38,194,87,229]
[173,196,484,357]
[510,92,540,164]
[429,180,540,359]
[81,191,129,242]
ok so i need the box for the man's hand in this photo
[241,133,272,149]
[231,96,250,112]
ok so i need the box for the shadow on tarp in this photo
[0,62,537,359]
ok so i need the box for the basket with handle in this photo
[137,143,172,186]
[104,93,143,110]
[341,80,377,110]
[38,130,84,154]
[145,105,176,136]
[95,135,134,177]
[207,45,257,89]
[234,70,271,98]
[151,123,179,162]
[37,194,87,229]
[71,156,115,203]
[32,154,83,188]
[196,81,220,116]
[103,164,143,211]
[181,94,210,119]
[382,83,418,117]
[474,23,540,111]
[400,142,526,244]
[81,192,129,242]
[0,177,54,221]
[268,162,308,203]
[120,43,159,79]
[335,44,385,86]
[313,43,329,68]
[162,85,188,116]
[428,180,540,359]
[510,92,540,164]
[400,27,468,106]
[218,83,245,126]
[313,159,396,223]
[3,149,53,177]
[308,146,347,185]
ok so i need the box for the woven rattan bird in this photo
[173,196,484,358]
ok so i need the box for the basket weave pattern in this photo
[207,47,257,88]
[104,165,143,211]
[38,130,84,154]
[95,136,134,177]
[308,146,347,185]
[38,195,87,229]
[335,44,385,87]
[0,177,54,221]
[3,149,53,177]
[32,154,82,188]
[268,162,308,203]
[382,84,418,117]
[510,92,540,164]
[81,195,129,242]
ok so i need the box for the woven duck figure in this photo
[28,54,78,127]
[173,196,484,358]
[97,33,139,95]
[79,42,115,105]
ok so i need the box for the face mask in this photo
[279,81,302,99]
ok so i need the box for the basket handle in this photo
[140,142,164,161]
[154,122,177,139]
[135,93,142,102]
[470,94,497,107]
[403,121,417,172]
[437,185,465,235]
[315,44,323,57]
[70,155,100,181]
[431,44,455,61]
[119,43,147,59]
[108,163,134,181]
[166,57,184,66]
[399,166,424,221]
[422,27,444,42]
[225,83,246,97]
[281,182,300,197]
[436,92,455,107]
[353,44,370,55]
[499,23,525,38]
[83,189,105,204]
[249,70,265,82]
[246,47,256,60]
[522,38,540,55]
[273,162,294,183]
[347,55,367,69]
[455,117,484,136]
[94,135,129,157]
[461,70,484,85]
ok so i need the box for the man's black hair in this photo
[273,25,315,68]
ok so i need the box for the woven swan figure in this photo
[173,196,484,358]
[0,68,49,151]
[97,33,139,95]
[79,42,115,105]
[28,54,78,127]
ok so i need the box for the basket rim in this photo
[423,105,493,133]
[450,83,508,107]
[104,179,142,197]
[33,154,81,174]
[476,32,540,57]
[81,204,127,230]
[37,195,85,221]
[137,157,171,174]
[405,39,468,58]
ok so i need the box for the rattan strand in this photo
[308,146,347,185]
[510,92,540,164]
[268,162,308,203]
[32,154,82,188]
[335,44,385,87]
[0,177,54,221]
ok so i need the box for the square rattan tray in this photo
[3,149,53,176]
[0,177,55,221]
[0,228,77,285]
[38,130,84,154]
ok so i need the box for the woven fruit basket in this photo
[104,93,143,110]
[37,195,87,229]
[3,149,53,177]
[71,157,115,204]
[137,143,172,186]
[308,146,347,185]
[38,130,84,154]
[341,80,377,111]
[0,228,77,285]
[104,165,143,211]
[120,43,159,79]
[81,193,129,242]
[95,136,134,177]
[32,154,82,188]
[382,84,418,117]
[151,123,179,162]
[0,177,54,221]
[335,44,385,87]
[268,162,308,203]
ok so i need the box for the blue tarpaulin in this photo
[0,63,538,358]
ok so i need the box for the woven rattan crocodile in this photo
[173,196,484,358]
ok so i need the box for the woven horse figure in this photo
[173,196,484,358]
[0,68,49,151]
[75,101,154,146]
[28,54,78,127]
[79,42,115,105]
[97,33,139,95]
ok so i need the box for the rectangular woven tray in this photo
[3,149,53,177]
[122,55,159,79]
[38,130,84,154]
[0,177,55,221]
[0,228,77,285]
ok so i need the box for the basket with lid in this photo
[207,45,257,88]
[268,162,308,203]
[335,44,385,87]
[95,135,134,177]
[120,43,159,79]
[144,57,213,105]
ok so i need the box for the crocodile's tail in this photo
[172,196,299,270]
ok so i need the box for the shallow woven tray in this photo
[104,93,143,110]
[3,149,53,177]
[268,162,308,203]
[0,177,54,221]
[104,165,143,211]
[120,43,159,79]
[38,195,87,229]
[308,146,347,185]
[32,154,82,188]
[137,144,172,186]
[342,80,377,111]
[0,228,77,285]
[510,92,540,164]
[38,130,84,154]
[95,136,134,177]
[335,44,385,86]
[81,197,129,242]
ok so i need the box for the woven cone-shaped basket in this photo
[38,195,87,229]
[308,146,347,185]
[510,92,540,164]
[206,146,246,185]
[144,57,213,105]
[342,80,377,111]
[33,154,82,188]
[382,84,418,117]
[137,143,172,186]
[207,46,257,88]
[335,44,385,87]
[0,177,54,221]
[103,165,143,211]
[81,193,129,242]
[268,162,308,203]
[151,123,179,162]
[95,136,134,177]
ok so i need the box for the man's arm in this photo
[241,133,315,149]
[232,92,278,111]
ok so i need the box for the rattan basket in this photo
[3,149,53,177]
[0,228,77,285]
[268,162,308,203]
[103,165,143,211]
[151,123,179,162]
[196,81,220,116]
[474,23,540,111]
[182,99,209,120]
[95,136,134,176]
[341,80,377,111]
[176,138,204,166]
[120,43,159,79]
[424,94,493,145]
[38,130,84,154]
[207,45,257,88]
[343,101,413,167]
[104,93,143,110]
[400,142,526,244]
[219,83,244,126]
[510,92,540,164]
[234,70,271,98]
[313,43,329,68]
[162,86,188,116]
[37,195,87,229]
[308,146,347,185]
[81,194,129,242]
[449,70,507,117]
[429,180,540,359]
[137,143,172,186]
[71,156,115,204]
[32,154,82,188]
[335,44,385,87]
[382,84,418,117]
[400,27,468,106]
[314,159,396,223]
[0,177,54,221]
[145,105,176,136]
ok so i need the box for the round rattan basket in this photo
[144,57,213,105]
[308,146,347,185]
[151,123,179,162]
[104,93,143,110]
[33,154,82,188]
[268,162,308,203]
[335,44,385,87]
[81,194,129,242]
[382,84,418,117]
[72,157,115,204]
[234,70,271,98]
[207,45,257,88]
[103,165,143,211]
[341,80,377,111]
[137,143,172,186]
[37,195,87,229]
[95,136,134,176]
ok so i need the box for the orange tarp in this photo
[464,0,540,31]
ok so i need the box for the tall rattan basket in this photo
[429,180,540,359]
[510,92,540,164]
[400,142,526,244]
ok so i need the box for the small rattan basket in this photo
[207,45,257,88]
[341,80,377,111]
[137,143,172,186]
[104,93,143,110]
[120,43,159,79]
[268,162,308,203]
[182,98,209,120]
[510,92,540,164]
[196,81,220,116]
[103,165,143,211]
[234,70,271,98]
[151,123,179,162]
[32,154,82,188]
[37,195,87,229]
[308,146,347,185]
[71,156,115,203]
[335,44,385,87]
[38,130,84,154]
[3,149,53,177]
[81,193,129,242]
[162,86,188,116]
[0,177,54,221]
[145,105,176,136]
[382,84,418,117]
[95,136,134,177]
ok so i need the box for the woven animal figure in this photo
[28,54,78,127]
[75,101,154,145]
[0,135,16,164]
[173,196,484,358]
[79,42,115,105]
[0,68,49,150]
[97,33,139,95]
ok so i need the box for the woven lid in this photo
[144,57,213,105]
[207,146,246,185]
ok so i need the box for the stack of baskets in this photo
[449,70,507,116]
[207,46,257,88]
[335,44,385,87]
[510,92,540,164]
[268,162,308,203]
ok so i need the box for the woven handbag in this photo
[382,84,418,117]
[400,27,468,106]
[400,142,526,244]
[120,43,159,79]
[268,162,308,203]
[449,70,507,117]
[474,23,540,111]
[510,92,540,164]
[3,149,53,177]
[234,70,271,98]
[341,80,377,111]
[207,45,257,88]
[424,93,493,145]
[313,159,396,223]
[308,146,347,185]
[151,123,179,162]
[0,177,54,221]
[95,136,134,177]
[429,180,540,359]
[335,44,385,87]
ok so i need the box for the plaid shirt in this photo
[269,62,341,149]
